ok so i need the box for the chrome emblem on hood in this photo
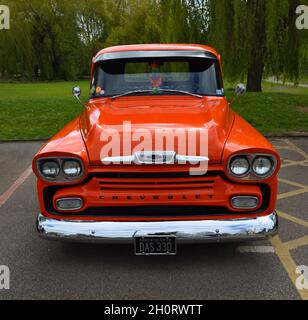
[135,151,175,164]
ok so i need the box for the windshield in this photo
[90,57,224,98]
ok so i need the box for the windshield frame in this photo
[89,51,224,99]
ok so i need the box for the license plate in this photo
[134,236,177,255]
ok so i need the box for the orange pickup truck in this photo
[33,44,280,255]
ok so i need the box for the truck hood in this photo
[80,96,234,165]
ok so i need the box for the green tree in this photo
[208,0,305,91]
[0,0,306,85]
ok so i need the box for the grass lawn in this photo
[0,81,86,140]
[229,82,308,134]
[0,81,307,140]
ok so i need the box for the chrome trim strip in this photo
[102,155,134,164]
[94,50,217,63]
[135,151,176,164]
[175,155,209,163]
[101,152,209,165]
[37,211,278,243]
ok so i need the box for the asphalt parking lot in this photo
[0,138,307,300]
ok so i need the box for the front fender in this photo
[221,113,280,215]
[32,116,89,176]
[222,113,280,166]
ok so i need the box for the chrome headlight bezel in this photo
[229,156,250,177]
[40,161,60,179]
[36,157,84,182]
[62,160,82,178]
[228,153,277,180]
[252,156,274,177]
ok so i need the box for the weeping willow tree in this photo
[208,0,304,91]
[103,0,207,45]
[0,0,36,79]
[0,0,306,83]
[0,0,82,80]
[295,1,308,82]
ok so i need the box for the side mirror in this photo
[72,86,85,108]
[235,83,246,96]
[72,86,81,98]
[230,83,246,105]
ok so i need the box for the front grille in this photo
[89,171,220,179]
[97,175,215,190]
[43,172,271,219]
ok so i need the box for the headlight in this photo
[252,156,273,176]
[36,157,84,182]
[40,161,60,178]
[229,156,250,176]
[63,160,82,177]
[228,153,277,180]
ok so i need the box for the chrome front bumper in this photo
[37,211,278,243]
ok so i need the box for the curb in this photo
[264,132,308,138]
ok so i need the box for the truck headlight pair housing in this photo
[37,158,84,182]
[228,154,277,179]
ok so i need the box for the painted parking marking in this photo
[271,235,308,300]
[277,170,308,203]
[278,177,308,189]
[0,165,32,208]
[281,160,308,168]
[277,210,308,229]
[271,139,308,300]
[236,246,275,253]
[285,139,308,160]
[284,235,308,251]
[278,188,308,200]
[273,146,291,150]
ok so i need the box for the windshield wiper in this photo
[158,89,203,99]
[110,90,153,100]
[110,89,203,100]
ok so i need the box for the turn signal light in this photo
[231,196,259,209]
[56,198,83,211]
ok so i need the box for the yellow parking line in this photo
[272,140,308,299]
[281,160,308,168]
[277,210,308,228]
[270,235,308,300]
[278,188,308,200]
[274,146,291,150]
[284,235,308,251]
[278,178,308,189]
[277,177,308,200]
[286,140,308,160]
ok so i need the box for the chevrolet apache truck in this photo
[33,44,280,255]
